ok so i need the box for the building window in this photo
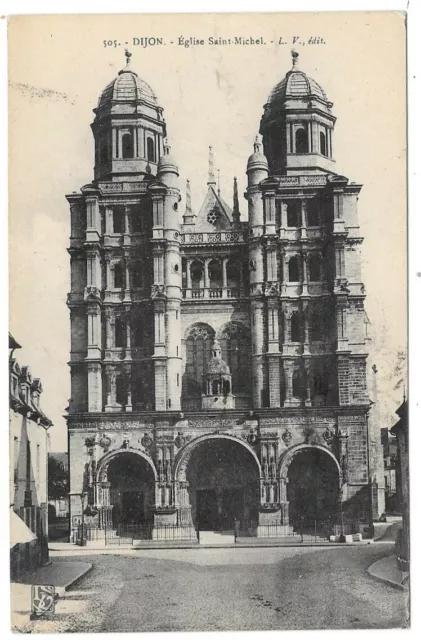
[290,313,301,342]
[114,262,125,289]
[122,131,134,159]
[113,208,124,234]
[295,127,308,154]
[208,260,223,289]
[147,137,155,163]
[320,130,327,156]
[190,260,203,290]
[309,254,322,281]
[184,324,215,397]
[220,323,251,393]
[115,318,126,348]
[115,376,126,405]
[133,261,143,288]
[307,200,319,227]
[292,369,303,398]
[288,256,300,282]
[226,260,241,290]
[287,202,300,227]
[310,312,323,342]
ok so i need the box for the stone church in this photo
[67,50,373,539]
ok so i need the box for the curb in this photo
[54,562,93,596]
[367,558,409,592]
[51,541,374,552]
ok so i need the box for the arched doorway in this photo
[286,447,340,530]
[181,437,260,531]
[104,452,155,527]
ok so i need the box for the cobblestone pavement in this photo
[22,543,409,633]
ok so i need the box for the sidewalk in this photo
[368,554,409,591]
[11,560,92,631]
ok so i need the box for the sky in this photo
[8,12,407,450]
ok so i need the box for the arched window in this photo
[223,379,231,395]
[220,323,250,394]
[287,202,300,227]
[184,324,215,395]
[115,317,126,348]
[320,130,327,156]
[113,208,124,234]
[309,254,322,282]
[290,312,301,342]
[122,131,134,159]
[208,259,223,289]
[307,200,319,227]
[295,127,308,154]
[133,261,143,288]
[113,263,125,289]
[190,260,203,290]
[116,376,127,405]
[288,256,300,282]
[212,380,220,395]
[310,313,323,342]
[146,137,155,163]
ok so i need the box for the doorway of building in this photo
[287,448,339,531]
[186,437,259,532]
[106,452,155,528]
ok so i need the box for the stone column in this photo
[112,128,117,159]
[222,257,228,296]
[204,258,210,296]
[124,363,132,412]
[301,251,308,296]
[186,258,192,294]
[301,201,308,240]
[124,254,131,302]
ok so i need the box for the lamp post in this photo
[74,491,88,546]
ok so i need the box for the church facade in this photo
[66,51,373,539]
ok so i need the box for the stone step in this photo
[199,530,235,545]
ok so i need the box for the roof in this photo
[192,185,233,232]
[98,67,158,109]
[205,356,231,375]
[267,69,328,105]
[9,334,21,350]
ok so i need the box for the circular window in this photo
[207,208,221,225]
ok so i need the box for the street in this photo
[26,542,409,633]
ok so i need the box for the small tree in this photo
[48,455,69,502]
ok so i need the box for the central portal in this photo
[185,438,259,531]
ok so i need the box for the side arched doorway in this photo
[98,451,156,528]
[176,436,260,531]
[285,447,340,531]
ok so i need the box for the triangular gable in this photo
[192,185,233,232]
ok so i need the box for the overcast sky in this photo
[8,12,406,450]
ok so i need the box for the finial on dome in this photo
[125,49,132,66]
[208,146,216,185]
[291,49,299,69]
[254,135,262,154]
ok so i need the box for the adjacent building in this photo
[66,50,373,539]
[9,334,53,577]
[390,399,409,567]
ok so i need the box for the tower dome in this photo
[205,339,230,375]
[259,50,336,176]
[98,68,158,109]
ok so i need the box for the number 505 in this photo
[104,40,119,47]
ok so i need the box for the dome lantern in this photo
[201,339,234,409]
[91,51,166,182]
[259,51,336,176]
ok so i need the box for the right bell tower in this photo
[246,51,372,521]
